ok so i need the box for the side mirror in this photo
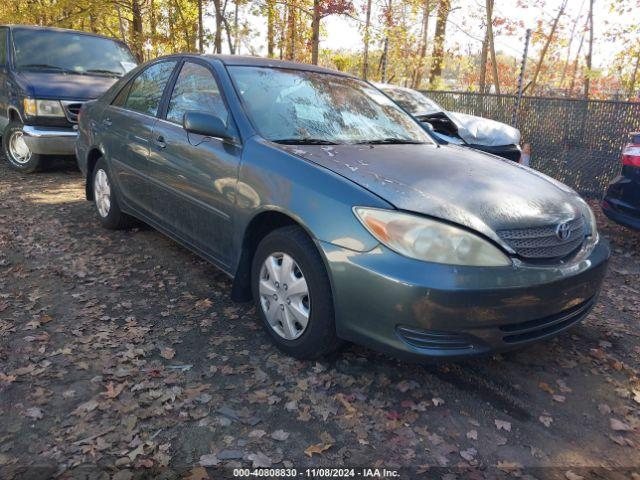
[183,111,230,140]
[421,121,435,131]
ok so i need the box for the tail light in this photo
[621,132,640,167]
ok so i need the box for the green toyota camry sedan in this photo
[75,55,609,361]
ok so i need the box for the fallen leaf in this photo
[103,382,126,399]
[610,418,633,432]
[160,347,175,360]
[127,445,144,462]
[304,443,332,457]
[0,373,16,383]
[539,382,555,395]
[23,407,43,420]
[72,399,99,416]
[184,467,209,480]
[271,430,290,441]
[497,460,522,473]
[466,430,478,440]
[598,404,612,415]
[460,447,477,461]
[432,397,445,406]
[199,454,219,467]
[495,419,511,432]
[565,471,584,480]
[247,451,272,468]
[539,415,553,427]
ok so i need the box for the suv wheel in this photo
[92,158,134,229]
[251,225,344,359]
[2,121,43,173]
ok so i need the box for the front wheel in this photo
[2,121,43,173]
[251,225,344,359]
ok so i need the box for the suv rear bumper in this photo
[22,125,78,156]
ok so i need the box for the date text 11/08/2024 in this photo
[232,468,400,478]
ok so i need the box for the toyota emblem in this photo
[556,222,571,241]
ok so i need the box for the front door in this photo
[102,60,177,214]
[147,60,241,267]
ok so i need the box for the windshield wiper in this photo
[20,63,67,71]
[85,68,122,77]
[272,138,338,145]
[356,138,424,145]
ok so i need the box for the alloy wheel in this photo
[259,252,310,340]
[94,169,112,218]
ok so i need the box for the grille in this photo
[497,216,585,260]
[61,101,84,123]
[499,296,595,344]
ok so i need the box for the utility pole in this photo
[513,28,531,128]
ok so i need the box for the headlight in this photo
[23,99,65,117]
[576,198,598,240]
[354,207,511,266]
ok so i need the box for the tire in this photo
[91,158,134,230]
[2,121,43,173]
[251,225,344,359]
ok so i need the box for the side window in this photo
[0,28,7,66]
[112,81,132,107]
[166,62,229,125]
[123,61,176,116]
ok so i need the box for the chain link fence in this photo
[422,91,640,198]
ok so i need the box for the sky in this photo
[205,0,636,71]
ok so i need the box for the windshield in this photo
[381,87,442,116]
[13,29,137,77]
[229,66,433,145]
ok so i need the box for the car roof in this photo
[172,53,355,78]
[1,24,125,43]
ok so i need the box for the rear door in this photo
[100,60,178,214]
[147,59,241,267]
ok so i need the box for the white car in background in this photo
[376,83,522,162]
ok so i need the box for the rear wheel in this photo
[2,121,43,173]
[92,158,134,229]
[251,226,343,359]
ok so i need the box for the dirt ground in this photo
[1,157,639,480]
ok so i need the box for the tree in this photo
[411,0,431,88]
[485,0,500,94]
[583,0,594,97]
[361,0,373,79]
[428,0,451,87]
[524,0,568,94]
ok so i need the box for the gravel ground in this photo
[0,157,639,480]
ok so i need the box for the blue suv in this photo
[0,25,136,172]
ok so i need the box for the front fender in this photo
[235,137,391,257]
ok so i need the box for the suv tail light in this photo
[622,132,640,167]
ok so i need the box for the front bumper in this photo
[320,238,610,360]
[22,125,78,156]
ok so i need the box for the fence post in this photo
[513,29,531,128]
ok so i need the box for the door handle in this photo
[154,135,167,149]
[102,117,112,127]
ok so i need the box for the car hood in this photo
[17,72,119,100]
[277,142,581,245]
[446,111,521,146]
